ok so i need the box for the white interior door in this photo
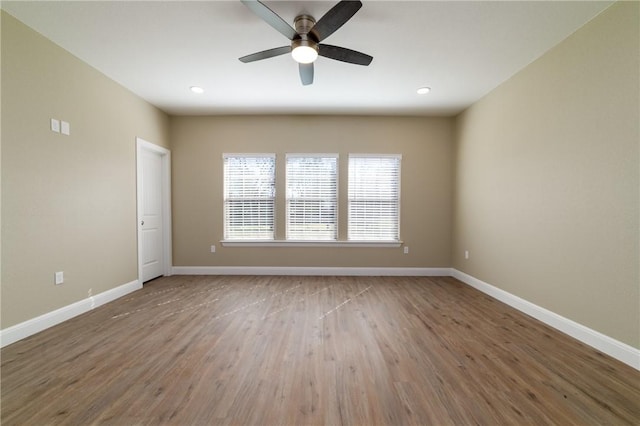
[137,138,172,284]
[140,148,164,282]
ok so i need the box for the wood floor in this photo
[2,275,639,425]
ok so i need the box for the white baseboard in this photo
[171,266,453,277]
[4,269,638,372]
[451,269,640,371]
[0,279,141,348]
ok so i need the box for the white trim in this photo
[4,264,636,371]
[171,266,451,277]
[136,137,173,282]
[0,280,140,348]
[220,240,403,248]
[451,269,640,371]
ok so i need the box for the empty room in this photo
[1,1,639,425]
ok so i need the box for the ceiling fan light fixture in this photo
[291,39,318,64]
[292,46,318,63]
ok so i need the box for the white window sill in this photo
[220,240,403,248]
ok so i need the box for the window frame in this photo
[220,152,403,248]
[347,154,402,242]
[285,153,339,241]
[222,153,276,241]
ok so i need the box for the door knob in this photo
[141,220,145,226]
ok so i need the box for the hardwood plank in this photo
[2,275,639,425]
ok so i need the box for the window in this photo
[286,154,338,240]
[348,155,401,241]
[223,154,275,240]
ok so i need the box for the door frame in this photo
[136,137,172,282]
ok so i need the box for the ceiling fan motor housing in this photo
[292,15,319,53]
[294,15,316,36]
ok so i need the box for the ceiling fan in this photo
[239,0,373,86]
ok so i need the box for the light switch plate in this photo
[54,271,64,285]
[51,118,60,133]
[61,121,70,135]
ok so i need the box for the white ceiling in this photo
[2,1,613,116]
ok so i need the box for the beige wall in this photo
[1,12,170,328]
[171,115,454,268]
[453,2,639,348]
[3,1,636,354]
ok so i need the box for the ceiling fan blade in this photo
[299,63,314,85]
[318,44,372,66]
[241,0,297,40]
[239,46,291,63]
[310,0,362,42]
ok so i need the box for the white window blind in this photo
[286,154,338,240]
[223,154,275,240]
[348,155,401,241]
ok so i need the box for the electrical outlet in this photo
[403,246,409,254]
[464,250,469,260]
[210,245,216,253]
[54,271,64,285]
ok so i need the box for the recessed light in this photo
[190,86,204,94]
[417,87,431,95]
